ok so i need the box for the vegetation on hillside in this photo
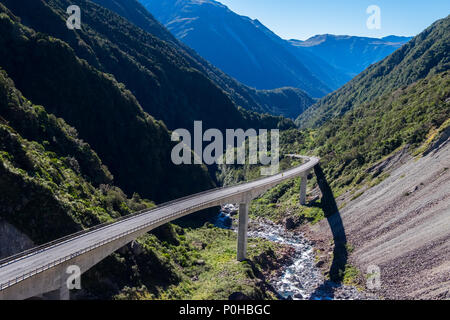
[250,87,315,120]
[0,69,283,299]
[0,6,214,203]
[220,71,449,225]
[0,69,151,242]
[108,225,283,300]
[297,15,449,128]
[1,0,295,130]
[296,71,450,193]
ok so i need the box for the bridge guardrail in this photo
[0,156,318,291]
[0,188,247,290]
[0,154,311,269]
[0,175,249,268]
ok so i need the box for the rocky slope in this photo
[308,135,450,299]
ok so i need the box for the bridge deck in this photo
[0,156,319,296]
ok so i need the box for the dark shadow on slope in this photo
[309,165,348,300]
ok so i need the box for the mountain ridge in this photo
[289,34,413,82]
[92,0,313,119]
[141,0,412,92]
[140,0,332,97]
[0,2,216,203]
[296,15,449,128]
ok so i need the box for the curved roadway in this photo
[0,155,319,299]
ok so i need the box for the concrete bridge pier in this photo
[300,171,309,205]
[237,201,250,261]
[0,156,319,299]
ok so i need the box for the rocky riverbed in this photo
[215,205,374,300]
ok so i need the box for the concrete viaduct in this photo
[0,155,319,300]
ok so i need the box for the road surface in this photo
[0,156,319,298]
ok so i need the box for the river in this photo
[215,204,370,300]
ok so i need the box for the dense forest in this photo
[1,0,304,125]
[0,5,219,203]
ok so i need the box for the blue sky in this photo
[219,0,450,40]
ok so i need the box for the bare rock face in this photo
[0,219,34,259]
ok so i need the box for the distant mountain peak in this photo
[293,34,413,47]
[141,0,414,94]
[296,15,449,128]
[141,0,332,97]
[381,35,414,43]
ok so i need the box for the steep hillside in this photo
[0,5,214,203]
[90,0,313,119]
[0,68,163,297]
[290,35,412,85]
[310,134,450,300]
[1,0,293,130]
[219,68,449,298]
[218,71,450,219]
[249,87,315,120]
[302,71,449,192]
[0,69,119,242]
[141,0,331,97]
[297,16,449,128]
[0,69,287,300]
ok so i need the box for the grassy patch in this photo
[341,264,360,287]
[179,226,280,300]
[112,225,282,300]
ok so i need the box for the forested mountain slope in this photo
[304,71,449,191]
[140,0,331,97]
[0,4,214,203]
[0,68,166,297]
[296,15,450,128]
[0,0,294,130]
[219,71,449,221]
[0,69,119,242]
[91,0,312,119]
[0,69,282,300]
